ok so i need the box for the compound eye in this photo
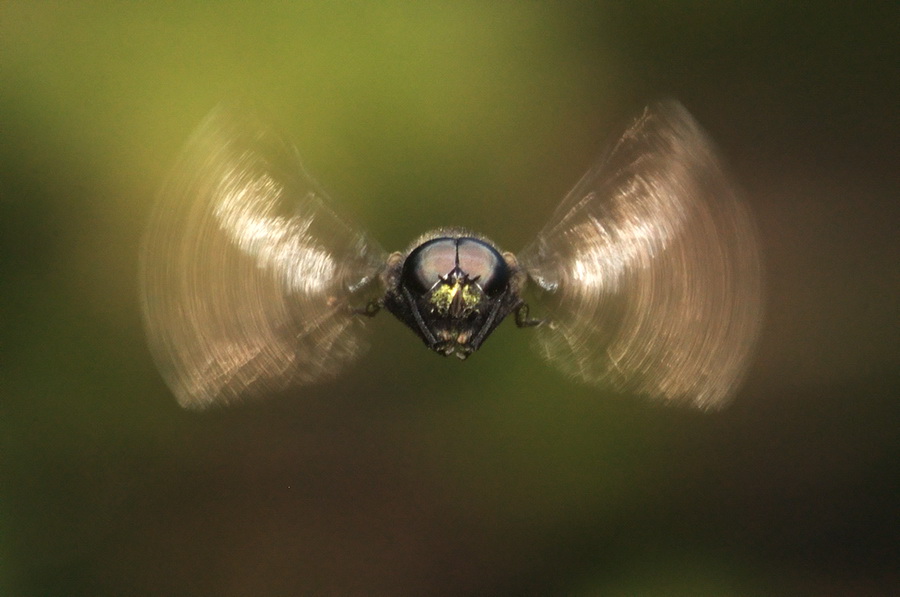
[401,238,458,294]
[457,238,510,296]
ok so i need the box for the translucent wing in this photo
[140,104,386,409]
[519,101,762,409]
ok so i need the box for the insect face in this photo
[382,234,524,358]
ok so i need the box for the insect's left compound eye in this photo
[402,238,458,295]
[457,238,510,296]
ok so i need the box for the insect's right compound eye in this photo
[401,238,458,295]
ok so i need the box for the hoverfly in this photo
[140,101,762,410]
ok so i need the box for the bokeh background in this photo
[2,3,897,595]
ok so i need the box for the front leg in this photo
[514,303,543,328]
[353,298,382,317]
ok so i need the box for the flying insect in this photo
[140,101,762,410]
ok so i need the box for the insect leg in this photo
[514,303,544,328]
[352,299,382,318]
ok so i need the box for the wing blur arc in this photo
[140,104,386,409]
[519,101,763,409]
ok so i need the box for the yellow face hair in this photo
[429,280,481,316]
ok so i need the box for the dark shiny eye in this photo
[402,238,458,294]
[458,238,509,296]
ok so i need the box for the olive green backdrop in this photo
[2,2,897,595]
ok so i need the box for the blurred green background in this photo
[1,2,897,595]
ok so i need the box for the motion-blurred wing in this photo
[140,104,386,409]
[519,101,762,409]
